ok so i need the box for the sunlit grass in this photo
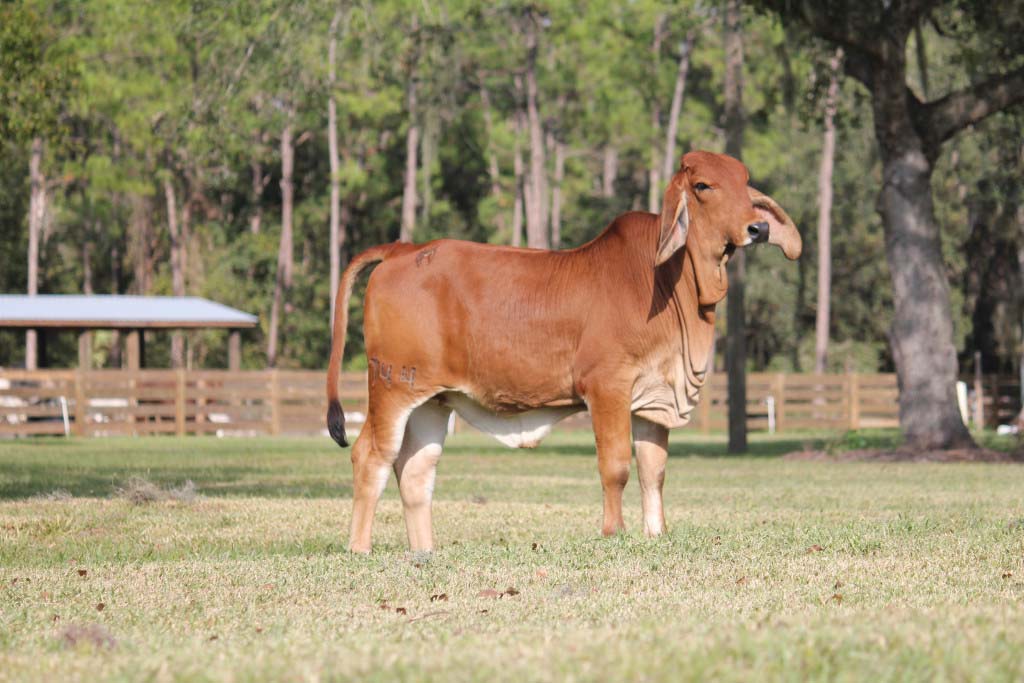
[1,430,1023,682]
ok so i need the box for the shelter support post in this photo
[78,329,92,369]
[125,329,142,369]
[229,330,241,371]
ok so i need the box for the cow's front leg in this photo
[632,416,668,536]
[588,390,633,536]
[393,401,451,552]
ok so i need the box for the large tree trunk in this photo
[661,32,695,184]
[523,10,548,249]
[25,136,44,370]
[420,110,438,224]
[723,0,746,453]
[602,146,617,199]
[550,139,566,249]
[647,14,667,214]
[163,174,186,368]
[512,75,526,248]
[267,119,295,367]
[871,55,974,449]
[129,193,154,295]
[400,17,419,243]
[328,11,342,324]
[479,79,507,239]
[814,49,841,374]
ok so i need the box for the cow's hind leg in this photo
[348,396,416,554]
[393,400,451,552]
[632,416,669,537]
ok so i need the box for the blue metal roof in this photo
[0,295,258,328]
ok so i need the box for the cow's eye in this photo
[694,182,711,192]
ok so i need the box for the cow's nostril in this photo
[747,221,769,243]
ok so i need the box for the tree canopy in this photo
[0,0,1020,405]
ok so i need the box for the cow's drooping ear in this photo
[748,187,802,260]
[656,171,690,266]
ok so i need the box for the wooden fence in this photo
[0,369,1019,438]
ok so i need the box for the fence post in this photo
[973,351,984,427]
[74,371,86,437]
[847,372,860,430]
[773,373,786,433]
[175,368,186,437]
[270,369,281,436]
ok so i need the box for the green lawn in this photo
[1,430,1023,682]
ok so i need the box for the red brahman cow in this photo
[327,150,801,553]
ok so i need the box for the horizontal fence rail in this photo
[0,369,1019,438]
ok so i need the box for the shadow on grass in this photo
[0,428,915,501]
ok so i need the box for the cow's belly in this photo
[440,392,582,449]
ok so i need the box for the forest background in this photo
[1,0,1021,393]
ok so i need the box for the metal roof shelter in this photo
[0,295,258,369]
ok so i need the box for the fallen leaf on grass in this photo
[712,535,722,545]
[394,607,407,615]
[535,569,548,579]
[1002,571,1013,579]
[806,544,824,554]
[834,580,844,590]
[829,593,843,605]
[208,635,218,642]
[95,603,105,612]
[477,587,520,599]
[430,593,448,602]
[77,570,87,578]
[736,576,747,585]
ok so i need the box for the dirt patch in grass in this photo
[113,477,198,504]
[58,623,117,649]
[784,447,1024,463]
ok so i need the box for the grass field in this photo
[2,429,1023,682]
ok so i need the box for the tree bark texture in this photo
[550,139,565,249]
[163,174,186,368]
[524,10,548,249]
[267,119,295,367]
[647,14,667,214]
[723,0,746,453]
[814,49,841,374]
[328,10,342,324]
[400,17,420,243]
[512,75,526,248]
[662,32,694,185]
[479,80,507,239]
[25,136,44,370]
[869,51,973,449]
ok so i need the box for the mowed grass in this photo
[1,430,1023,682]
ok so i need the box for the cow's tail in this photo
[326,243,398,447]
